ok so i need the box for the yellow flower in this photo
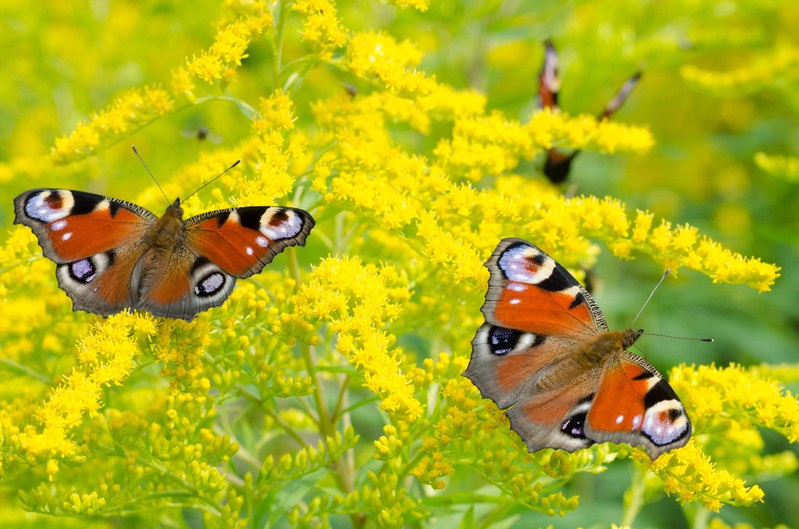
[51,86,174,164]
[294,257,422,422]
[346,32,438,97]
[754,152,799,182]
[292,0,349,53]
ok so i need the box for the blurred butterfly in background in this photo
[464,238,691,459]
[537,39,642,184]
[13,160,314,321]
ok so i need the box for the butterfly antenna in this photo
[643,332,713,342]
[182,160,241,202]
[132,145,170,206]
[630,268,670,327]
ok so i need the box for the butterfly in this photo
[464,238,691,459]
[537,39,642,184]
[13,188,315,321]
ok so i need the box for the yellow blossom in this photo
[51,86,174,164]
[754,152,799,182]
[292,0,349,53]
[346,32,438,97]
[681,44,799,95]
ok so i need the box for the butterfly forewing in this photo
[15,189,157,316]
[14,189,156,262]
[482,238,607,336]
[186,206,315,278]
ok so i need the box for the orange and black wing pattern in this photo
[186,206,315,278]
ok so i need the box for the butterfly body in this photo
[14,189,314,321]
[465,238,690,459]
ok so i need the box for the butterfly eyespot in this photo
[483,325,542,356]
[58,252,114,287]
[25,190,74,223]
[69,258,97,283]
[560,398,593,439]
[561,412,587,438]
[195,272,226,297]
[488,327,520,355]
[261,209,304,240]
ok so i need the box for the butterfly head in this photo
[166,198,184,219]
[623,328,644,348]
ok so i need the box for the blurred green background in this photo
[1,0,797,527]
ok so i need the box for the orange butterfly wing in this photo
[186,207,315,278]
[15,189,156,316]
[14,189,155,262]
[585,353,691,459]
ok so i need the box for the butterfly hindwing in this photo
[504,368,602,453]
[186,206,315,278]
[466,323,585,409]
[585,352,691,459]
[133,251,236,320]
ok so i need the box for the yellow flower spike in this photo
[435,108,654,181]
[294,257,423,422]
[182,14,274,87]
[13,313,155,464]
[681,44,799,95]
[51,86,174,164]
[648,443,764,511]
[671,363,799,444]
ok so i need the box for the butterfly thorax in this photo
[145,199,186,249]
[580,329,643,366]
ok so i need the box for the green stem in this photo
[0,357,52,384]
[273,0,288,90]
[287,251,362,529]
[621,463,646,527]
